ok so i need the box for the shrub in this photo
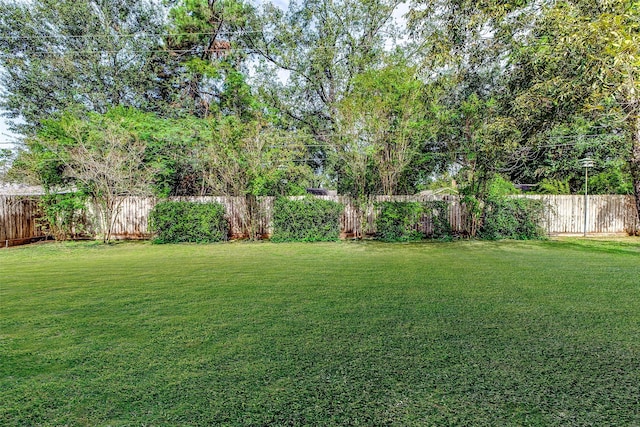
[149,201,228,243]
[537,178,570,195]
[375,201,423,242]
[480,197,546,240]
[488,175,520,196]
[38,192,89,240]
[424,200,453,240]
[271,197,342,242]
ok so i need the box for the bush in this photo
[375,201,423,242]
[536,178,570,195]
[38,192,89,240]
[271,197,342,242]
[488,175,520,196]
[480,197,546,240]
[149,201,228,243]
[424,200,453,240]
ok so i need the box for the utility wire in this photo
[0,30,267,41]
[0,30,561,44]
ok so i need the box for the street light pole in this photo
[580,156,594,237]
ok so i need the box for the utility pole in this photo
[580,156,594,237]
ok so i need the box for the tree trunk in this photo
[244,194,260,240]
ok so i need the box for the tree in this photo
[245,0,404,175]
[198,113,311,238]
[422,85,520,235]
[503,116,631,194]
[504,0,640,221]
[160,0,258,118]
[33,107,158,242]
[0,148,13,180]
[336,63,427,196]
[0,0,167,132]
[407,0,640,227]
[326,61,429,238]
[406,0,526,234]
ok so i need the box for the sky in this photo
[0,112,19,151]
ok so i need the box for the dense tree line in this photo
[1,0,638,234]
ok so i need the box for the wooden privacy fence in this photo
[0,195,46,247]
[518,195,639,235]
[1,194,638,245]
[104,196,274,239]
[313,195,639,236]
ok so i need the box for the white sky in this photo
[0,113,19,150]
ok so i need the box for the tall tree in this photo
[0,0,167,132]
[333,61,427,197]
[245,0,404,174]
[407,0,525,234]
[198,113,311,238]
[504,0,640,220]
[408,0,640,226]
[160,0,257,118]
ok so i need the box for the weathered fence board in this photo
[521,195,639,234]
[1,194,638,246]
[0,195,46,247]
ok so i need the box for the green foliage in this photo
[149,201,229,243]
[480,197,546,240]
[375,201,424,241]
[424,200,453,240]
[38,192,89,241]
[250,0,403,180]
[376,201,454,241]
[588,167,633,195]
[460,193,483,238]
[334,61,429,196]
[488,175,519,197]
[536,178,571,195]
[0,0,166,130]
[34,107,160,242]
[271,197,342,242]
[507,118,630,194]
[200,114,311,198]
[0,148,13,176]
[164,0,256,118]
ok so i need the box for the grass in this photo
[1,238,639,426]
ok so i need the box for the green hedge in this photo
[271,197,342,242]
[375,201,424,241]
[149,201,229,243]
[424,200,453,240]
[480,197,546,240]
[38,192,89,241]
[375,201,453,241]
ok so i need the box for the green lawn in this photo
[1,239,639,426]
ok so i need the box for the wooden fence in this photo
[519,195,639,235]
[0,195,46,247]
[103,196,275,239]
[1,194,638,246]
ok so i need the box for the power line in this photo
[0,30,266,41]
[0,29,408,43]
[0,45,407,60]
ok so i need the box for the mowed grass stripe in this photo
[1,240,639,426]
